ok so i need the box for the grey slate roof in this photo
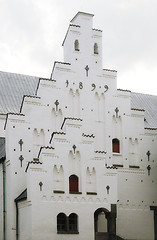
[0,71,157,128]
[0,71,39,114]
[131,92,157,129]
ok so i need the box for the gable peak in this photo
[70,11,94,26]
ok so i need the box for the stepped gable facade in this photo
[0,12,157,240]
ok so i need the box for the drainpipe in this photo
[15,201,19,240]
[1,158,6,240]
[14,189,27,240]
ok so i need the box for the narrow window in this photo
[74,40,79,51]
[69,175,79,193]
[69,213,78,232]
[94,43,98,54]
[57,213,67,232]
[112,138,120,153]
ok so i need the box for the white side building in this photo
[0,12,157,240]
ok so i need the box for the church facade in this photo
[0,12,157,240]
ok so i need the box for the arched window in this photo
[69,175,79,193]
[112,138,120,153]
[94,43,98,54]
[69,213,78,232]
[57,213,79,234]
[74,40,79,51]
[57,213,67,232]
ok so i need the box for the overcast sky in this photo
[1,0,157,95]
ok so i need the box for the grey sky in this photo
[1,0,157,95]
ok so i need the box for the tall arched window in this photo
[57,213,67,232]
[74,40,79,51]
[112,138,120,153]
[94,43,98,54]
[69,175,79,193]
[69,213,78,232]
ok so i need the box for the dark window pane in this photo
[69,175,79,192]
[112,138,120,153]
[57,213,67,232]
[69,213,78,232]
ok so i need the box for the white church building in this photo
[0,12,157,240]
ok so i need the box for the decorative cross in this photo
[39,182,43,191]
[66,80,69,87]
[18,139,23,151]
[72,145,76,154]
[106,185,110,194]
[19,155,24,167]
[54,100,59,111]
[115,107,119,118]
[85,65,89,77]
[147,165,151,176]
[146,150,151,161]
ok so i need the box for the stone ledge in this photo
[86,192,97,195]
[53,190,65,194]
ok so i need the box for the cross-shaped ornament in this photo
[106,185,110,194]
[72,145,76,154]
[39,182,43,191]
[147,165,151,176]
[85,65,89,77]
[54,100,59,111]
[146,150,151,161]
[19,155,24,167]
[18,139,23,151]
[66,80,69,87]
[115,107,119,118]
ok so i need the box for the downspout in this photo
[14,189,27,240]
[15,201,19,240]
[3,160,6,240]
[1,158,6,240]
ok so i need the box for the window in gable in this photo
[74,40,79,51]
[69,175,79,193]
[94,43,98,54]
[112,138,120,153]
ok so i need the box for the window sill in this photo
[113,164,123,168]
[69,192,82,194]
[112,153,122,156]
[129,165,140,169]
[86,192,97,195]
[57,231,79,234]
[53,190,65,194]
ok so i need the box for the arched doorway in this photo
[94,205,117,240]
[94,208,109,240]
